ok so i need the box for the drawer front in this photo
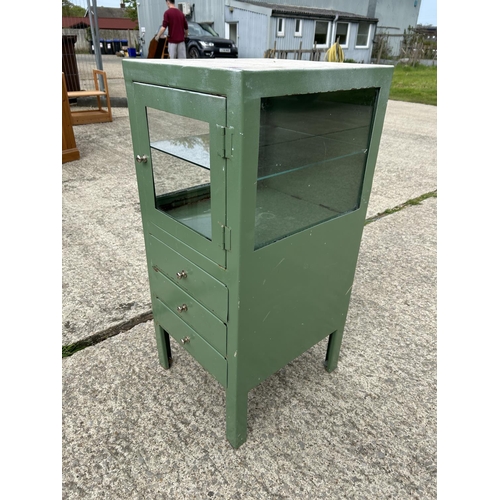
[148,234,228,322]
[154,297,227,388]
[151,268,227,356]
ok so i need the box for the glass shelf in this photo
[257,125,368,181]
[151,134,211,170]
[150,128,368,182]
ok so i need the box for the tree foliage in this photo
[124,0,138,23]
[400,27,437,66]
[62,0,86,17]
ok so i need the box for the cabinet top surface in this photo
[123,58,393,73]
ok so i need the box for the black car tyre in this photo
[188,46,201,58]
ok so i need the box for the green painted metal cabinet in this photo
[123,59,393,448]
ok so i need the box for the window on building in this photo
[356,22,371,47]
[314,21,330,47]
[277,18,285,37]
[294,19,302,37]
[335,22,349,46]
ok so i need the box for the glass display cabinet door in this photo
[132,83,228,267]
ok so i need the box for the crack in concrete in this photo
[62,310,153,358]
[62,189,437,358]
[365,190,437,226]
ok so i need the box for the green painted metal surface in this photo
[148,234,228,322]
[123,59,393,449]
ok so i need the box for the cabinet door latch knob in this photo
[177,304,188,313]
[176,270,187,279]
[136,155,148,163]
[180,336,190,344]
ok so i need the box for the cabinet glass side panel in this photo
[147,107,212,240]
[255,88,378,249]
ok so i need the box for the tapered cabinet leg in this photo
[324,328,344,373]
[226,386,248,449]
[154,320,172,369]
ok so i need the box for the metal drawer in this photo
[154,297,227,388]
[151,267,227,356]
[148,234,228,322]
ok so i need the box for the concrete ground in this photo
[62,55,437,499]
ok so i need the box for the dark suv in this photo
[186,22,238,58]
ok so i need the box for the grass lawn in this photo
[389,64,437,106]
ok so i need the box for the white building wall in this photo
[137,0,167,54]
[224,4,270,58]
[136,0,422,59]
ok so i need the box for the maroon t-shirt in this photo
[162,8,188,43]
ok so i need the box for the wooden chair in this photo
[147,36,169,59]
[62,73,80,163]
[161,37,169,59]
[66,69,113,125]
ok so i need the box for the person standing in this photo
[155,0,188,59]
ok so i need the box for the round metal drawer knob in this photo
[180,336,190,344]
[176,270,187,279]
[177,304,188,313]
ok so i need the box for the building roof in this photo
[62,17,137,29]
[91,7,131,19]
[95,17,137,29]
[241,1,378,23]
[62,7,137,30]
[62,17,87,29]
[416,25,437,34]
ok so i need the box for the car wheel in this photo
[188,46,200,58]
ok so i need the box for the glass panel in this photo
[336,23,348,45]
[314,21,329,45]
[295,19,302,36]
[356,22,370,46]
[255,89,378,249]
[277,18,284,36]
[147,107,212,240]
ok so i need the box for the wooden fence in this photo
[264,42,327,61]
